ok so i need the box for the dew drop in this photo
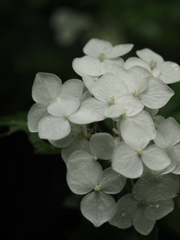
[121,211,126,217]
[156,204,160,208]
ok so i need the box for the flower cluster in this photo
[27,38,180,235]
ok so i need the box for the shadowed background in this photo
[0,0,180,239]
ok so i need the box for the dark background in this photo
[1,0,180,239]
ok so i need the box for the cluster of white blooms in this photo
[27,38,180,235]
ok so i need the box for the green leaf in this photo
[28,133,61,154]
[0,111,61,155]
[0,112,28,136]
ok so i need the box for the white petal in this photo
[104,103,125,118]
[141,145,171,171]
[112,142,143,179]
[141,77,174,109]
[154,198,174,220]
[120,111,157,150]
[82,76,99,91]
[124,57,151,71]
[91,73,128,102]
[38,115,70,140]
[61,79,84,99]
[27,103,47,132]
[83,38,112,57]
[106,44,133,58]
[67,154,103,194]
[160,173,179,198]
[118,94,144,117]
[62,138,91,163]
[72,56,102,77]
[133,208,155,235]
[161,146,178,174]
[90,133,115,160]
[159,61,180,84]
[49,125,80,148]
[117,67,148,94]
[109,193,138,229]
[173,143,180,174]
[132,172,155,201]
[69,98,106,124]
[99,168,126,194]
[81,191,115,227]
[136,48,164,65]
[32,72,62,103]
[155,117,180,146]
[47,96,80,117]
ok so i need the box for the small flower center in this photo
[133,90,141,98]
[107,97,115,105]
[92,156,98,161]
[94,77,99,82]
[98,53,106,62]
[49,96,57,103]
[149,60,157,70]
[94,186,100,191]
[137,150,142,155]
[139,199,149,207]
[154,172,163,181]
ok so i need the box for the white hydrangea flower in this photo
[28,72,84,132]
[112,140,171,179]
[109,183,174,235]
[115,66,174,109]
[136,48,180,84]
[66,153,126,227]
[72,38,133,77]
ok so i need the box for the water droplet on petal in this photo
[156,204,160,208]
[121,211,126,217]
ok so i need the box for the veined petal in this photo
[83,38,112,57]
[32,72,62,103]
[120,110,157,150]
[69,98,106,124]
[155,117,180,146]
[47,96,80,117]
[38,115,71,140]
[133,207,155,235]
[60,79,84,99]
[67,160,102,194]
[62,138,91,163]
[72,56,102,77]
[136,48,164,65]
[124,57,151,71]
[159,61,180,84]
[141,77,174,109]
[99,168,126,194]
[173,143,180,174]
[141,145,171,171]
[90,133,115,160]
[81,191,115,227]
[118,94,144,117]
[109,193,138,229]
[104,103,125,118]
[27,103,47,132]
[112,142,143,179]
[105,44,133,58]
[91,73,128,102]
